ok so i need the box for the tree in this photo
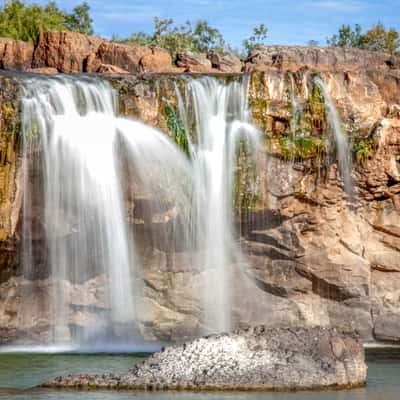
[243,23,268,53]
[192,20,225,53]
[362,22,400,54]
[326,24,363,48]
[0,0,93,42]
[65,1,93,35]
[327,22,400,55]
[307,40,319,46]
[118,17,227,56]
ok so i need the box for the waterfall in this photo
[314,77,353,196]
[177,76,260,334]
[21,76,190,349]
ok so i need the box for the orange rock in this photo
[27,67,58,74]
[139,47,174,73]
[32,31,104,73]
[87,41,152,74]
[0,38,33,71]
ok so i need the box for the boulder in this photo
[176,51,213,72]
[244,45,400,72]
[95,64,129,74]
[139,48,175,73]
[42,326,366,391]
[32,31,104,73]
[86,42,151,74]
[0,38,33,71]
[208,51,242,73]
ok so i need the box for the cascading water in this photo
[21,76,190,350]
[176,76,260,334]
[314,77,353,196]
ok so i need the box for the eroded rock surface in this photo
[245,45,400,72]
[42,327,366,391]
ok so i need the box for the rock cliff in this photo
[0,39,399,345]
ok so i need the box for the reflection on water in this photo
[0,351,399,400]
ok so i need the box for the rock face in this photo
[0,38,33,71]
[245,45,400,72]
[86,42,173,74]
[42,327,366,391]
[208,51,243,73]
[176,51,213,72]
[0,75,22,284]
[32,31,104,73]
[1,48,400,345]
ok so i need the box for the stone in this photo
[244,45,400,72]
[32,31,104,73]
[139,48,175,73]
[176,51,213,72]
[374,312,400,342]
[27,67,58,74]
[95,64,129,74]
[42,327,366,391]
[86,42,152,74]
[207,51,242,73]
[0,38,34,71]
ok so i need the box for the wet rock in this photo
[42,326,366,391]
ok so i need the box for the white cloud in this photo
[305,0,364,12]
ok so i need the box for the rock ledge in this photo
[42,326,367,391]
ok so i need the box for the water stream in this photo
[21,76,190,349]
[176,76,260,334]
[314,77,353,196]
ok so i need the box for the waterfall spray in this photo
[314,77,353,197]
[177,76,260,334]
[21,76,190,349]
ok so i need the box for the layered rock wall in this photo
[0,46,400,344]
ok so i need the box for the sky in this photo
[33,0,400,49]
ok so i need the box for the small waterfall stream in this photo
[314,77,353,196]
[176,76,260,334]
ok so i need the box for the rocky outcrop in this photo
[2,32,400,75]
[42,327,366,391]
[86,42,174,74]
[0,38,33,71]
[32,31,104,73]
[208,51,243,73]
[245,45,400,72]
[176,51,213,72]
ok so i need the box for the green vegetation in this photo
[279,135,325,160]
[0,0,92,43]
[114,17,227,57]
[327,23,400,55]
[243,23,268,53]
[234,140,262,213]
[352,139,376,163]
[164,102,190,157]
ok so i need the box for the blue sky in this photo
[35,0,400,48]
